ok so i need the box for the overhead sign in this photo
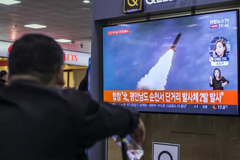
[146,0,175,5]
[153,142,180,160]
[124,0,143,13]
[0,41,90,66]
[63,50,90,66]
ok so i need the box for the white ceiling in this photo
[0,0,92,53]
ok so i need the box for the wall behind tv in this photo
[108,113,240,160]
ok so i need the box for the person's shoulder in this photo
[61,88,94,115]
[62,88,87,95]
[61,88,92,104]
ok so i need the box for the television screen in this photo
[102,10,239,115]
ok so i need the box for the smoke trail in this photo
[136,49,174,90]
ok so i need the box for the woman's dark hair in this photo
[8,34,64,84]
[78,68,88,91]
[214,39,227,56]
[213,68,221,79]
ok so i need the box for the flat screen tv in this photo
[102,10,239,115]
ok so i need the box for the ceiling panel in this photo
[0,0,92,53]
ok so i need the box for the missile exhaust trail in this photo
[136,33,182,90]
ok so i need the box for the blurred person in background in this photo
[0,70,8,88]
[78,68,88,92]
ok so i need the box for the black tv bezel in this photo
[101,9,240,116]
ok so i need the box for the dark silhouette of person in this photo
[0,34,145,160]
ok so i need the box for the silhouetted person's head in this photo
[0,70,7,81]
[8,34,64,87]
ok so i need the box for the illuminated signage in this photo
[0,41,90,66]
[124,0,143,13]
[145,0,175,5]
[64,53,78,62]
[63,50,90,66]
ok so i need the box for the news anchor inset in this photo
[213,39,227,58]
[210,37,230,58]
[210,68,229,90]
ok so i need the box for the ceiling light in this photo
[55,39,72,43]
[0,0,21,5]
[83,0,90,3]
[24,24,47,29]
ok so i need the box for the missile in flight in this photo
[170,33,181,51]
